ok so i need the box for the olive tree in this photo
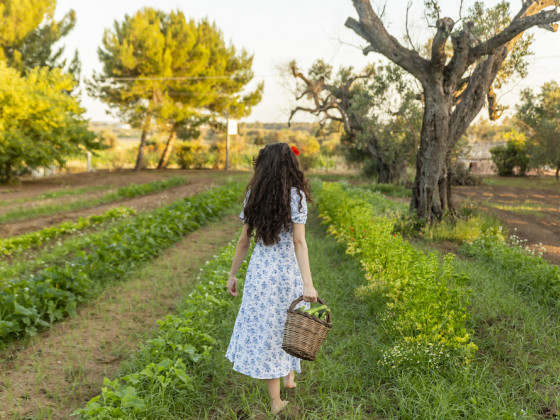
[346,0,560,220]
[289,60,421,183]
[516,81,560,178]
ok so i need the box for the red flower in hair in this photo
[291,145,300,156]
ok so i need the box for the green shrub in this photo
[318,182,476,369]
[490,137,529,176]
[449,160,481,186]
[175,140,212,169]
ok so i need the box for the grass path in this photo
[0,211,242,419]
[195,209,377,419]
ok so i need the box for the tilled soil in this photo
[454,183,560,266]
[0,170,243,237]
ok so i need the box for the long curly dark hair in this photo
[243,143,312,245]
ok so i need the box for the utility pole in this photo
[226,117,230,171]
[226,118,238,171]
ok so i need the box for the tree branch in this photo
[452,76,470,105]
[472,8,560,58]
[449,51,505,146]
[444,24,475,94]
[405,1,419,52]
[345,0,430,85]
[487,85,505,121]
[431,17,455,70]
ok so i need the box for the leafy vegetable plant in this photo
[0,207,136,257]
[0,182,244,340]
[74,239,251,418]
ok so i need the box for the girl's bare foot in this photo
[271,399,289,415]
[283,370,297,389]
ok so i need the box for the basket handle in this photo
[289,296,332,324]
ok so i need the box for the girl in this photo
[226,142,318,415]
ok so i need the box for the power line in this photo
[97,75,283,81]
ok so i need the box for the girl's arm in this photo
[226,224,251,297]
[293,223,318,303]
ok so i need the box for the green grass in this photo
[76,209,541,419]
[350,182,412,197]
[422,209,505,243]
[482,175,560,191]
[0,176,187,224]
[481,200,554,218]
[417,241,560,419]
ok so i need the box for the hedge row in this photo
[318,182,477,368]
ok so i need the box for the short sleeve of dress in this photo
[290,188,307,224]
[239,191,250,223]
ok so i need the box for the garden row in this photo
[0,176,186,224]
[0,182,244,339]
[319,182,560,417]
[75,240,251,418]
[318,182,476,368]
[0,206,136,257]
[0,184,110,207]
[71,182,560,418]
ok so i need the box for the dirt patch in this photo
[454,183,560,266]
[0,170,244,237]
[0,213,242,419]
[429,240,460,256]
[0,168,243,201]
[0,169,174,201]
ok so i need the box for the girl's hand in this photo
[227,276,238,297]
[303,284,318,303]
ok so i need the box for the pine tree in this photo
[89,9,263,171]
[0,0,80,77]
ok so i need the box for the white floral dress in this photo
[225,188,308,379]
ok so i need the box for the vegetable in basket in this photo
[298,304,330,320]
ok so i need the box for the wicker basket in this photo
[281,296,332,361]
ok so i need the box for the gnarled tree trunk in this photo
[365,136,407,184]
[410,88,450,220]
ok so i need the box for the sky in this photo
[55,0,560,124]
